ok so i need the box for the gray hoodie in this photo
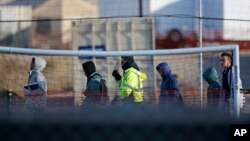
[24,57,47,111]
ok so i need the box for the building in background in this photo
[99,0,250,49]
[32,0,98,49]
[0,0,98,98]
[0,6,32,47]
[1,0,98,49]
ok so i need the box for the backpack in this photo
[89,73,108,96]
[99,78,108,105]
[100,78,108,97]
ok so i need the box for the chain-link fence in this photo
[1,104,249,141]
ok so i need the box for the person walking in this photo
[81,61,108,108]
[23,57,47,112]
[156,62,184,108]
[112,56,147,105]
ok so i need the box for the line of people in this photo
[22,56,184,112]
[203,52,245,113]
[82,56,184,108]
[22,52,245,114]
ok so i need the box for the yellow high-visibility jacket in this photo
[117,67,147,103]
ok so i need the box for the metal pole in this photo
[139,0,143,17]
[7,89,13,115]
[199,0,203,110]
[233,46,240,118]
[0,45,238,57]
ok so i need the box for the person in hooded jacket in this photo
[156,62,184,108]
[23,57,47,112]
[112,56,147,104]
[203,67,221,110]
[82,61,108,108]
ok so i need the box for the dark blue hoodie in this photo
[156,62,184,107]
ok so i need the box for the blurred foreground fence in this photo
[0,118,229,141]
[1,105,250,141]
[1,89,250,114]
[0,90,250,141]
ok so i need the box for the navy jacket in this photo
[157,62,184,107]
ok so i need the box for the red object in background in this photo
[156,29,198,49]
[156,29,250,51]
[204,39,250,51]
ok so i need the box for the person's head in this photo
[121,56,134,66]
[156,62,171,78]
[156,66,163,76]
[30,57,46,71]
[121,56,139,71]
[30,57,35,70]
[82,61,96,77]
[220,52,232,69]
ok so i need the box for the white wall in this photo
[223,0,250,40]
[99,0,198,35]
[99,0,250,40]
[0,6,32,47]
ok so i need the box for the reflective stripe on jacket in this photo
[118,68,147,103]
